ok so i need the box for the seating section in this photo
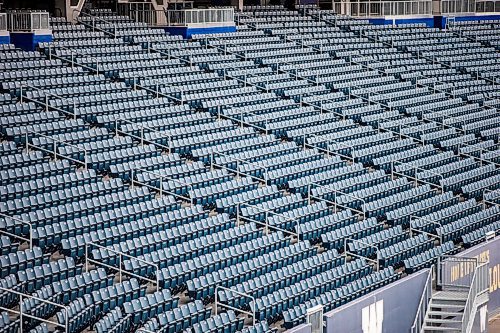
[0,6,498,333]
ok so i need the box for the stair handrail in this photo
[463,261,489,332]
[409,267,433,333]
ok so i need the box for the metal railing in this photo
[210,151,269,184]
[463,261,489,332]
[409,215,443,244]
[131,168,193,205]
[437,256,478,290]
[441,0,500,13]
[25,130,88,170]
[307,182,366,219]
[85,242,159,292]
[73,10,117,38]
[19,83,78,119]
[166,8,235,26]
[6,10,50,31]
[0,286,69,333]
[237,202,301,240]
[215,286,255,326]
[391,160,444,193]
[0,13,6,31]
[115,118,172,153]
[343,0,432,17]
[344,237,380,271]
[0,213,33,250]
[410,267,433,333]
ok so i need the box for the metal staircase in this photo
[411,256,489,333]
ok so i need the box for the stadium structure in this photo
[0,0,499,332]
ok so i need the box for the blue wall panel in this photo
[10,32,52,51]
[0,34,10,44]
[164,26,236,39]
[368,17,435,27]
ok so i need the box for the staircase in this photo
[411,255,490,333]
[422,290,467,332]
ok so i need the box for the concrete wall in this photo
[324,269,430,333]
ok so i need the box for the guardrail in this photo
[166,8,235,26]
[131,168,193,205]
[0,286,69,333]
[85,242,159,292]
[25,130,88,170]
[341,0,433,17]
[410,267,433,333]
[463,261,489,332]
[437,255,478,290]
[6,10,50,31]
[441,0,500,14]
[237,202,301,240]
[215,286,255,326]
[0,13,6,31]
[0,213,33,250]
[344,237,380,271]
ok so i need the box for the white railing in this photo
[0,13,6,31]
[73,9,117,38]
[215,286,255,326]
[483,189,500,208]
[409,215,443,244]
[6,10,50,31]
[391,160,444,193]
[25,130,88,170]
[0,287,69,333]
[115,118,172,153]
[166,8,235,26]
[463,261,489,332]
[307,183,366,219]
[410,267,433,333]
[303,134,355,163]
[19,84,77,119]
[237,202,301,240]
[46,44,101,75]
[0,213,33,250]
[218,107,270,135]
[210,151,269,184]
[85,242,159,292]
[131,168,193,205]
[437,256,478,290]
[457,142,500,168]
[344,237,380,271]
[342,0,433,17]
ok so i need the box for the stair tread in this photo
[423,325,461,332]
[430,302,466,309]
[433,291,468,300]
[428,311,463,317]
[425,318,462,324]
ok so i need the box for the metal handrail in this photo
[237,202,300,240]
[131,168,193,205]
[215,286,255,326]
[0,286,69,333]
[344,237,380,271]
[25,130,88,170]
[73,9,117,38]
[85,242,159,292]
[410,267,433,333]
[0,212,33,250]
[463,261,489,332]
[210,151,269,184]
